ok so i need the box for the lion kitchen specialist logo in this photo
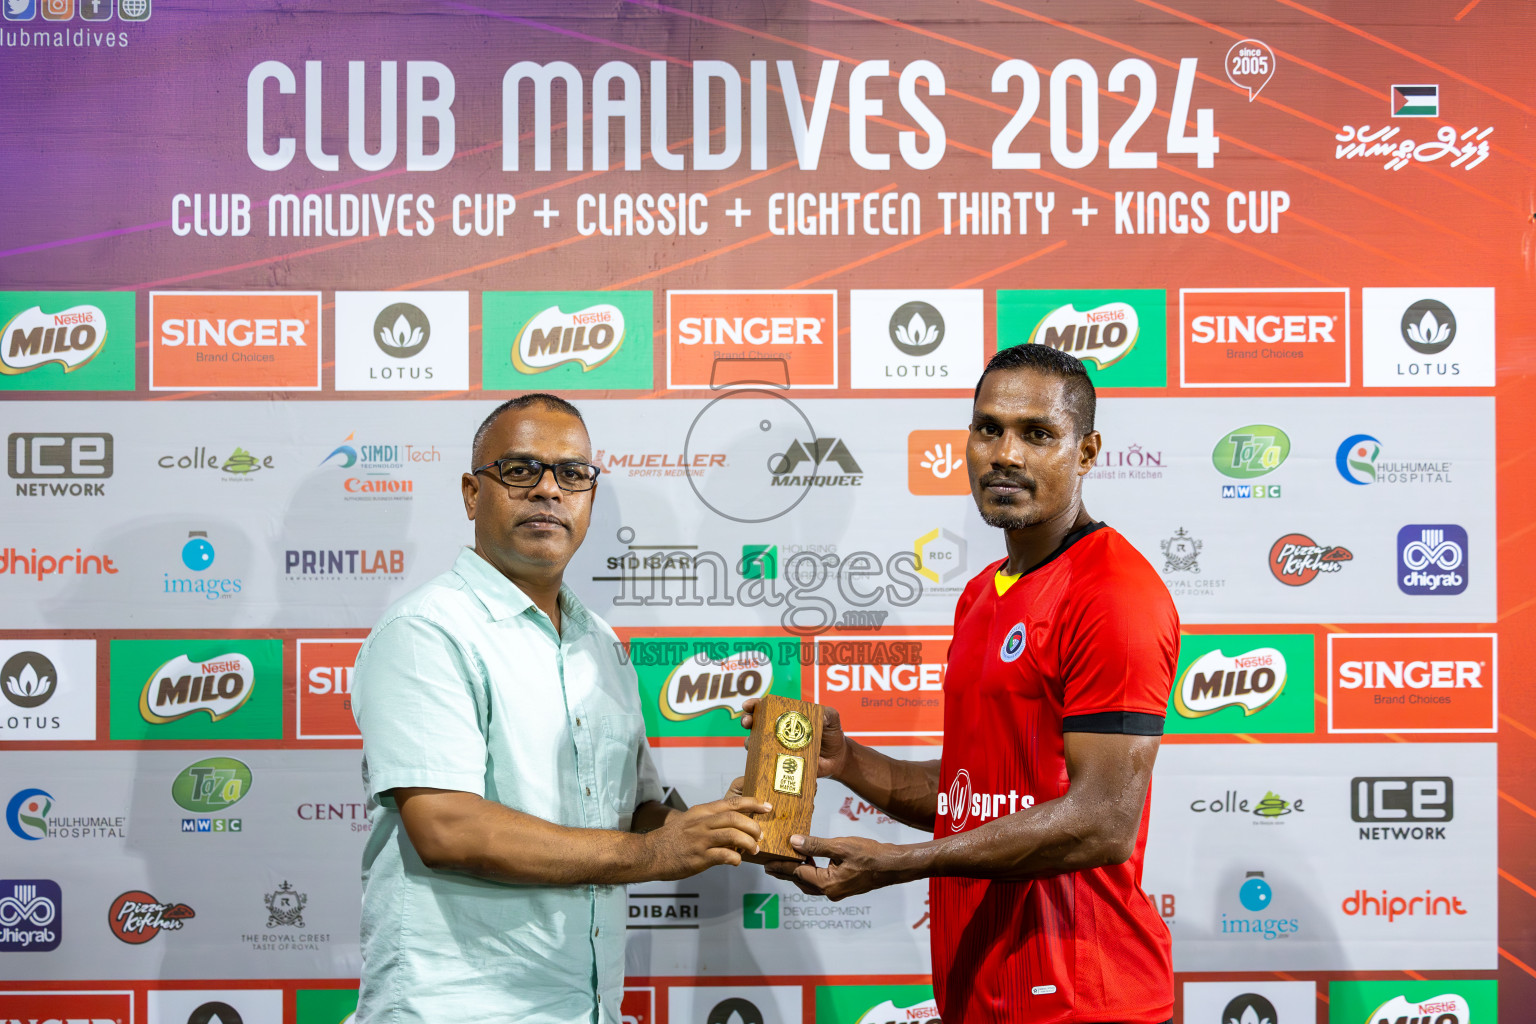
[997,288,1167,387]
[0,291,135,392]
[149,291,322,391]
[1181,288,1349,387]
[631,637,801,740]
[109,638,282,740]
[668,290,838,389]
[334,291,469,391]
[1325,979,1496,1024]
[1362,288,1495,387]
[849,289,983,389]
[484,290,653,390]
[1169,633,1314,734]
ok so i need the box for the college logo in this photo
[172,757,252,813]
[140,653,255,723]
[264,881,307,927]
[1392,83,1439,117]
[1180,289,1350,387]
[1169,634,1314,735]
[1175,646,1285,718]
[1212,425,1288,480]
[660,648,773,722]
[668,290,837,389]
[1397,524,1468,595]
[1160,528,1202,573]
[5,788,52,839]
[1362,287,1495,386]
[1269,534,1351,585]
[158,444,274,478]
[998,289,1167,387]
[484,291,652,390]
[334,291,469,391]
[906,430,969,496]
[813,635,947,738]
[0,879,61,951]
[296,638,362,740]
[0,292,134,391]
[111,639,282,740]
[149,291,322,391]
[2,649,57,708]
[1328,632,1496,733]
[1190,789,1304,821]
[999,623,1026,663]
[108,889,194,944]
[849,290,982,389]
[8,432,113,498]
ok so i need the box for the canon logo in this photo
[1189,314,1335,344]
[675,316,824,345]
[1336,660,1482,689]
[158,319,308,347]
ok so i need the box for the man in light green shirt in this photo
[352,394,769,1024]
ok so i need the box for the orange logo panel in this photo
[150,291,322,390]
[1328,633,1496,733]
[668,291,837,389]
[1181,289,1349,387]
[296,639,363,739]
[907,430,971,495]
[814,635,948,739]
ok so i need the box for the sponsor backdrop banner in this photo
[1,0,1530,1019]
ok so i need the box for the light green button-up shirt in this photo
[352,546,663,1024]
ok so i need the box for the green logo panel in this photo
[815,985,939,1024]
[296,989,360,1024]
[742,892,779,929]
[1327,979,1495,1024]
[1165,633,1315,735]
[0,291,136,391]
[996,288,1166,388]
[482,290,653,391]
[109,638,283,740]
[631,635,801,739]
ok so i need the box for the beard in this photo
[979,503,1043,531]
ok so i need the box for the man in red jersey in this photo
[743,343,1177,1024]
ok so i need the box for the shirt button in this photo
[576,717,582,726]
[594,927,600,937]
[585,786,592,796]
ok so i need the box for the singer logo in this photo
[813,635,948,738]
[0,991,133,1021]
[1180,288,1350,386]
[1328,633,1496,733]
[667,291,838,388]
[295,638,363,740]
[150,292,322,391]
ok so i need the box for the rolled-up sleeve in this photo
[353,614,489,799]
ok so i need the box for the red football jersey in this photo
[930,523,1178,1024]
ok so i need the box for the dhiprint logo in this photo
[1362,287,1494,387]
[0,879,61,951]
[1397,524,1467,595]
[999,623,1026,663]
[334,291,468,391]
[1268,534,1352,586]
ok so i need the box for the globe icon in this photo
[1238,875,1272,912]
[182,535,215,572]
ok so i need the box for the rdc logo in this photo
[1397,524,1468,596]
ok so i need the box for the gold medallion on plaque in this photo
[773,754,805,795]
[775,711,812,750]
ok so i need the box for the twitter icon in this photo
[4,0,36,19]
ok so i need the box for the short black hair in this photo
[471,393,586,466]
[973,344,1096,436]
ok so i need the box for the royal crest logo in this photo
[264,881,307,928]
[1161,528,1202,574]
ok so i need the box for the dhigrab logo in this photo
[1397,524,1467,595]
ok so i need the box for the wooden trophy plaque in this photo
[741,694,824,863]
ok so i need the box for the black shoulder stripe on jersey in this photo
[1062,711,1165,735]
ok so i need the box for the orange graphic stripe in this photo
[951,240,1069,288]
[1502,714,1536,742]
[605,231,779,291]
[1206,233,1335,285]
[1454,0,1483,18]
[1502,867,1536,902]
[1501,594,1536,622]
[1501,790,1536,822]
[789,221,949,289]
[1503,946,1536,981]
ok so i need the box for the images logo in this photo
[998,289,1167,387]
[335,291,468,391]
[140,653,255,723]
[1181,288,1349,387]
[172,757,252,813]
[1397,524,1468,595]
[296,638,363,740]
[2,650,57,708]
[1169,634,1314,735]
[514,303,625,372]
[1222,871,1300,941]
[149,291,322,391]
[850,290,982,389]
[163,530,243,601]
[907,430,969,496]
[1328,632,1496,733]
[0,879,61,951]
[1212,425,1289,479]
[484,291,652,390]
[108,889,194,943]
[669,290,837,389]
[111,639,282,740]
[1392,84,1439,117]
[5,788,52,839]
[743,893,779,929]
[1362,287,1495,387]
[660,649,773,722]
[1269,534,1352,586]
[0,292,134,391]
[1175,647,1285,718]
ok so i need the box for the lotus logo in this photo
[1220,993,1277,1024]
[372,302,430,359]
[1175,647,1287,718]
[1,652,57,708]
[660,649,773,722]
[1336,434,1381,485]
[888,300,944,356]
[1400,298,1456,355]
[1029,301,1139,369]
[1367,994,1469,1023]
[0,304,107,375]
[513,304,625,373]
[139,653,255,723]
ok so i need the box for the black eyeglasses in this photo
[472,457,602,492]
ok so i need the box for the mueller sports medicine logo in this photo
[1175,646,1286,718]
[140,653,255,723]
[1397,524,1468,595]
[0,303,106,374]
[660,649,773,722]
[150,291,322,390]
[108,889,194,943]
[1268,534,1352,585]
[1180,288,1349,387]
[668,290,838,388]
[1029,300,1139,370]
[1328,633,1496,734]
[514,303,626,373]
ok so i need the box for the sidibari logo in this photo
[887,300,944,356]
[1029,301,1139,369]
[1175,647,1286,717]
[1400,299,1456,355]
[172,757,252,812]
[1269,534,1351,586]
[372,302,430,359]
[140,653,255,723]
[1212,425,1289,479]
[513,304,625,373]
[2,650,57,708]
[0,303,107,375]
[108,889,194,944]
[1365,994,1469,1023]
[660,649,774,721]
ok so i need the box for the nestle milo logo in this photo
[171,757,253,812]
[139,653,255,723]
[1175,647,1288,718]
[513,304,625,373]
[1,304,108,375]
[661,648,774,722]
[1029,301,1139,369]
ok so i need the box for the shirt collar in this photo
[452,546,593,634]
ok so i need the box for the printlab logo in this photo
[486,290,653,390]
[2,650,57,708]
[163,530,243,601]
[850,290,983,389]
[1161,528,1202,573]
[8,432,113,497]
[0,879,61,951]
[108,889,194,944]
[5,788,52,838]
[265,881,307,927]
[907,430,969,496]
[1362,288,1494,387]
[1392,84,1439,118]
[743,893,779,929]
[0,292,135,392]
[1268,533,1352,586]
[334,291,468,391]
[1397,524,1467,595]
[997,289,1167,387]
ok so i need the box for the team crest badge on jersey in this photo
[1000,623,1027,662]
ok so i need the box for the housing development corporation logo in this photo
[108,889,194,943]
[1362,287,1495,386]
[1397,524,1468,595]
[334,291,469,391]
[849,290,983,389]
[1268,534,1352,585]
[0,291,134,392]
[1327,633,1496,733]
[997,289,1167,387]
[769,437,862,487]
[149,291,322,391]
[1180,288,1349,387]
[0,879,62,951]
[668,290,838,388]
[483,291,653,391]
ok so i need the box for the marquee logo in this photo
[1269,534,1352,585]
[998,289,1167,387]
[769,437,862,486]
[1397,524,1468,595]
[1175,647,1286,717]
[0,302,106,374]
[514,303,626,373]
[0,879,61,951]
[660,649,773,722]
[1029,301,1139,369]
[108,889,194,944]
[1180,288,1350,387]
[140,653,255,723]
[172,757,252,813]
[1328,632,1496,733]
[149,291,322,391]
[668,290,838,388]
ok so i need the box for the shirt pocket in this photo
[598,713,644,828]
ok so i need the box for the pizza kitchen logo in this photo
[1268,533,1352,585]
[660,649,774,722]
[108,889,194,944]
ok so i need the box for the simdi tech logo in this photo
[149,291,322,391]
[334,291,469,391]
[668,290,838,388]
[1362,287,1495,387]
[1167,633,1314,735]
[1180,288,1350,387]
[1326,979,1496,1024]
[630,636,801,740]
[997,288,1168,388]
[849,289,983,389]
[109,638,282,740]
[1328,633,1496,734]
[483,290,653,391]
[0,291,135,391]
